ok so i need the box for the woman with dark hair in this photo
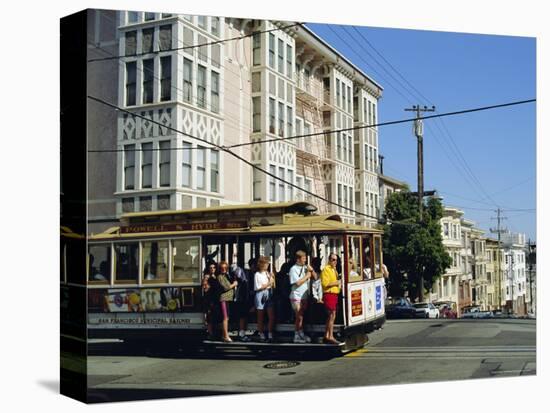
[217,260,238,342]
[202,261,219,339]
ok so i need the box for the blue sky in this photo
[308,23,536,241]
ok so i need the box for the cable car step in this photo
[202,340,346,348]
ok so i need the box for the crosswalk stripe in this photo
[344,348,369,357]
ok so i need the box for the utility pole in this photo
[490,208,507,312]
[404,104,435,302]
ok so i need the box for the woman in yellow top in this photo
[320,253,341,344]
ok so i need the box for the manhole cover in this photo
[264,361,301,369]
[429,324,443,328]
[278,372,297,376]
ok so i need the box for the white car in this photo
[413,302,440,318]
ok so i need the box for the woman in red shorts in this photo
[320,253,341,344]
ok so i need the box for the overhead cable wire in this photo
[333,25,509,206]
[226,98,535,149]
[87,95,386,222]
[346,24,506,209]
[88,22,303,62]
[87,98,536,153]
[87,41,256,147]
[87,10,261,128]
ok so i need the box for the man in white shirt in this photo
[288,250,313,343]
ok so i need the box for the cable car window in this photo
[347,236,362,283]
[362,235,373,280]
[66,238,86,284]
[172,238,201,284]
[88,244,111,283]
[374,235,382,277]
[114,243,139,283]
[142,240,169,283]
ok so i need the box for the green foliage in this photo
[383,191,452,301]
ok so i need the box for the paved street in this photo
[83,318,536,402]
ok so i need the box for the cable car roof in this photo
[120,201,318,221]
[89,206,383,240]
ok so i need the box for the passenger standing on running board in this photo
[217,261,238,342]
[202,261,219,340]
[231,260,253,342]
[254,256,275,342]
[288,250,313,343]
[321,253,341,344]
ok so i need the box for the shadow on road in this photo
[86,388,243,403]
[88,340,339,361]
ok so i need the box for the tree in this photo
[382,191,451,302]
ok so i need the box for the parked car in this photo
[462,306,493,319]
[385,297,417,319]
[413,302,440,318]
[492,311,522,319]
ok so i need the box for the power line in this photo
[483,176,535,200]
[88,40,257,142]
[344,25,504,209]
[87,95,382,221]
[438,190,498,208]
[87,11,260,126]
[226,98,535,148]
[444,204,499,212]
[350,26,433,105]
[431,117,501,208]
[326,25,413,105]
[445,203,535,212]
[88,22,303,62]
[87,98,536,153]
[438,191,536,212]
[87,13,303,148]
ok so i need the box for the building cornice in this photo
[284,21,383,98]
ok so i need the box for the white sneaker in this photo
[299,331,311,343]
[293,333,306,343]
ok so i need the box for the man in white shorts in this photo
[288,250,313,343]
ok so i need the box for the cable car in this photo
[83,202,386,353]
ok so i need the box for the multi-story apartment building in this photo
[99,12,384,230]
[378,173,408,213]
[485,238,504,311]
[87,10,121,235]
[458,217,475,315]
[434,207,487,316]
[433,207,463,307]
[115,12,239,219]
[501,231,527,315]
[470,229,488,310]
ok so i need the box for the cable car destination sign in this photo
[121,221,248,234]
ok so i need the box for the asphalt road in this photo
[82,319,536,403]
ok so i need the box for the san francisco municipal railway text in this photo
[97,318,191,325]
